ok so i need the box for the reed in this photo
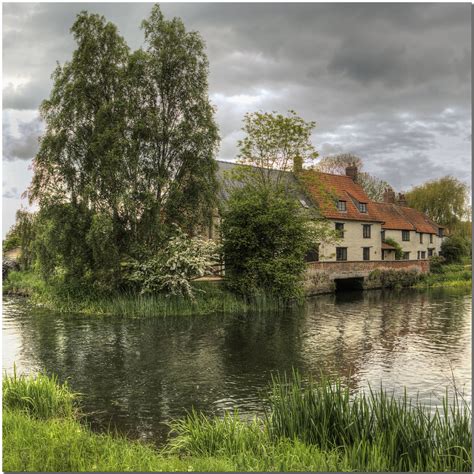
[266,371,472,472]
[3,367,76,420]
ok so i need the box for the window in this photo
[337,200,347,212]
[359,202,367,213]
[335,223,344,238]
[420,251,426,259]
[419,233,423,243]
[403,252,410,260]
[305,245,319,262]
[363,247,370,261]
[428,248,434,257]
[402,230,410,241]
[336,247,347,261]
[439,228,444,237]
[381,230,385,242]
[363,224,371,239]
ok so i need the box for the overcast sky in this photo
[3,2,471,236]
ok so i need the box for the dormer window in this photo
[337,200,347,212]
[358,202,367,213]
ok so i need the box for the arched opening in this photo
[334,277,365,292]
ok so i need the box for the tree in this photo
[440,235,471,263]
[234,110,318,187]
[405,177,470,233]
[222,185,335,300]
[312,154,390,202]
[26,6,220,292]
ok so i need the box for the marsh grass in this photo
[266,371,472,472]
[3,368,76,420]
[3,270,289,317]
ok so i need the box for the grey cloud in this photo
[3,187,20,199]
[2,2,471,220]
[3,116,43,161]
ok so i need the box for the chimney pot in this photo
[345,165,358,181]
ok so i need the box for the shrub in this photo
[441,235,471,263]
[222,185,328,300]
[129,227,220,299]
[428,255,446,273]
[368,269,421,288]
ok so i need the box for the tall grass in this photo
[3,270,288,317]
[3,368,76,420]
[266,371,472,472]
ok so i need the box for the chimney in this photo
[383,187,396,204]
[397,193,407,206]
[345,165,358,181]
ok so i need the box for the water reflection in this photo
[3,287,471,443]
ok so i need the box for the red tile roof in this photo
[298,170,443,233]
[298,171,383,223]
[382,242,396,250]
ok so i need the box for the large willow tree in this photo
[28,5,219,289]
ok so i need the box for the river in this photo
[2,287,471,444]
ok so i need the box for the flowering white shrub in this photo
[132,228,221,298]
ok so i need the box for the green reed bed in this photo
[3,270,288,317]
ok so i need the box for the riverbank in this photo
[3,263,471,317]
[3,270,286,317]
[3,371,471,472]
[415,262,472,289]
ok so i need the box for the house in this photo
[214,160,445,263]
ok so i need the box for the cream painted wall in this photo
[383,229,443,259]
[319,220,383,262]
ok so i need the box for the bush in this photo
[441,235,471,263]
[128,227,220,299]
[368,269,421,288]
[428,255,446,273]
[222,185,319,300]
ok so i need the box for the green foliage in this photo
[405,176,470,231]
[222,185,319,300]
[3,225,20,253]
[383,237,403,260]
[25,5,219,295]
[128,228,220,298]
[429,255,446,273]
[3,369,76,420]
[368,269,421,288]
[237,110,318,181]
[441,234,471,263]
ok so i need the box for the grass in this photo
[416,262,472,289]
[5,370,470,472]
[3,270,288,317]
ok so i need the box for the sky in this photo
[2,2,472,236]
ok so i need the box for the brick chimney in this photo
[345,165,358,181]
[397,193,407,206]
[383,187,396,204]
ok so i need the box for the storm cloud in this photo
[2,2,471,235]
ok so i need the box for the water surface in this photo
[3,288,471,443]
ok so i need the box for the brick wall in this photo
[307,259,430,275]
